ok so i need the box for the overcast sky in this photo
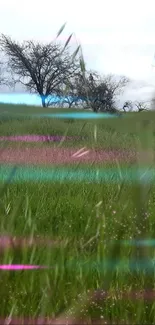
[1,0,155,106]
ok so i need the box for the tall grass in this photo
[0,105,154,323]
[0,24,155,324]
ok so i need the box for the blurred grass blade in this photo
[63,34,73,50]
[56,22,67,38]
[132,120,154,296]
[80,57,86,75]
[72,45,81,61]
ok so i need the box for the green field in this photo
[0,103,155,324]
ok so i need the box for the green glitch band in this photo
[0,165,154,184]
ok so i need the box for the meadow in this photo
[0,103,155,324]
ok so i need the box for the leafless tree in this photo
[46,75,80,108]
[134,101,149,112]
[0,59,9,89]
[66,71,129,113]
[0,34,79,107]
[122,100,149,112]
[47,71,87,109]
[102,74,130,96]
[122,100,133,112]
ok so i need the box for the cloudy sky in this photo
[1,0,155,106]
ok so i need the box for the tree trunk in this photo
[41,95,46,107]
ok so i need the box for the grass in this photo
[0,103,153,150]
[0,103,155,323]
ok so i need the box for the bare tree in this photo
[48,71,87,109]
[46,75,81,108]
[134,101,149,112]
[0,59,8,89]
[0,34,79,107]
[67,71,129,113]
[0,61,4,86]
[101,74,129,96]
[122,100,133,112]
[122,100,149,112]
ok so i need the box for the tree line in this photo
[0,27,149,113]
